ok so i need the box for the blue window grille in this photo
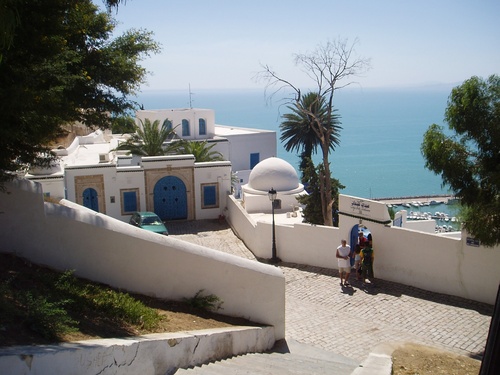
[163,119,173,131]
[202,184,218,208]
[182,119,190,136]
[122,190,138,214]
[199,118,206,135]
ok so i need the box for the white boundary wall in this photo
[227,195,341,267]
[0,179,285,339]
[0,327,275,375]
[227,195,500,305]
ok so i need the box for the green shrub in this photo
[22,292,78,340]
[91,290,161,330]
[184,290,223,312]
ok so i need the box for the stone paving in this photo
[167,219,493,363]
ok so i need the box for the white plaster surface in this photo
[0,179,285,340]
[227,194,500,305]
[0,327,275,375]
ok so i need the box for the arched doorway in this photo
[349,224,372,266]
[82,188,99,212]
[153,176,187,220]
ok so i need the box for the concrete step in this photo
[172,339,360,375]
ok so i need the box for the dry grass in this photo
[392,343,481,375]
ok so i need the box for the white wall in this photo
[0,179,286,339]
[194,161,232,220]
[227,195,500,305]
[1,327,275,375]
[403,219,436,233]
[136,108,216,139]
[27,176,65,200]
[223,131,276,172]
[275,223,340,267]
[65,154,234,223]
[226,196,341,267]
[242,191,302,214]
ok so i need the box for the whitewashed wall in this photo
[115,168,147,219]
[226,196,341,266]
[372,222,499,305]
[27,176,65,200]
[226,195,260,253]
[242,191,302,214]
[222,130,276,172]
[193,161,232,220]
[64,163,115,209]
[0,179,286,339]
[227,195,500,305]
[137,108,216,139]
[64,155,233,223]
[401,218,436,233]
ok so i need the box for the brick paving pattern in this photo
[167,219,493,362]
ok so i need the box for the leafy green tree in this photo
[0,0,159,183]
[115,119,176,156]
[258,38,370,226]
[421,75,500,246]
[0,0,124,62]
[168,140,225,162]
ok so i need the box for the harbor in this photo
[374,195,461,232]
[374,194,457,206]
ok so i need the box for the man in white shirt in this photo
[336,239,351,287]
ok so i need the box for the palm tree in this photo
[280,92,342,225]
[115,118,177,156]
[167,140,224,162]
[280,92,341,161]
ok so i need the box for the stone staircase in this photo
[171,339,360,375]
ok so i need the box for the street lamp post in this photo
[268,187,278,263]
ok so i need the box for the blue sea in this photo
[135,85,455,200]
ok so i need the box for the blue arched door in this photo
[349,224,359,266]
[82,188,99,212]
[154,176,187,220]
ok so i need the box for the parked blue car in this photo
[129,212,169,235]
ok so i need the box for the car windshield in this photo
[142,217,162,225]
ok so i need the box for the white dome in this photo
[248,157,299,192]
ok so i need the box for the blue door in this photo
[154,176,187,220]
[83,188,99,212]
[349,224,359,267]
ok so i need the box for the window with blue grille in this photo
[163,119,173,131]
[182,119,190,136]
[201,183,218,209]
[199,118,206,135]
[121,189,139,215]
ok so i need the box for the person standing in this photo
[353,244,362,280]
[336,239,351,287]
[358,231,367,247]
[361,242,375,285]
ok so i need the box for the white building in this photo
[241,157,306,214]
[136,108,276,175]
[25,108,277,222]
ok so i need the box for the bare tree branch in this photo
[255,37,371,226]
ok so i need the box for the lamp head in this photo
[268,187,277,201]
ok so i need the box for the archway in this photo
[349,224,372,266]
[153,176,187,220]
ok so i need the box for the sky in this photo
[108,0,500,91]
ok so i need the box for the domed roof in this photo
[248,157,300,192]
